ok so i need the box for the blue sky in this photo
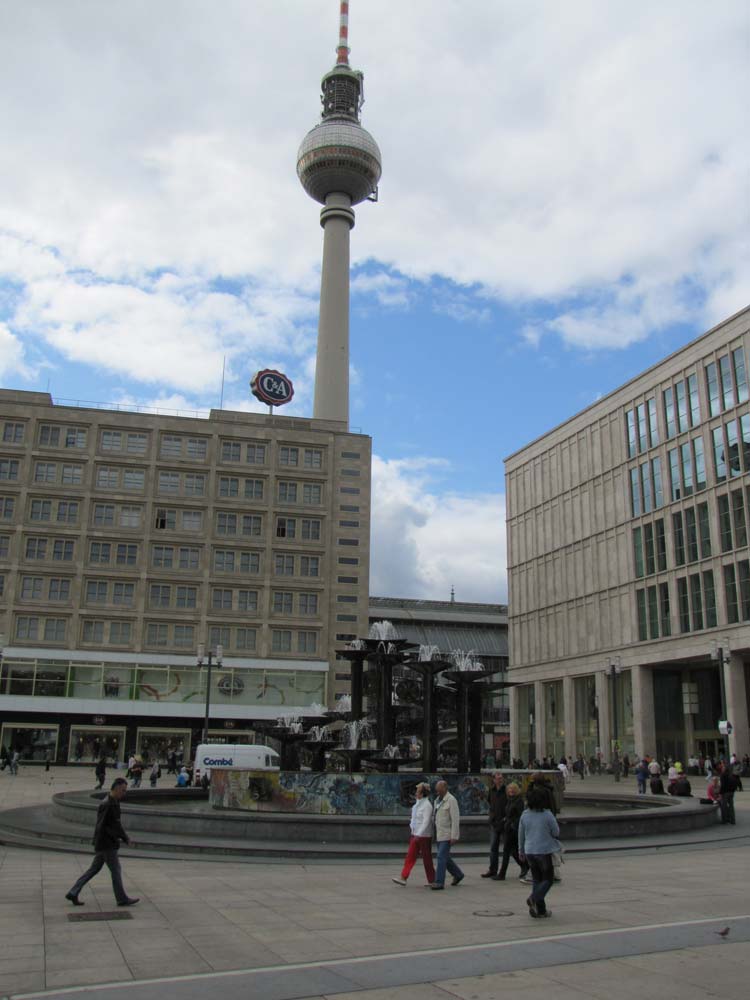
[0,1,747,602]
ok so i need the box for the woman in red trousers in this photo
[392,781,435,886]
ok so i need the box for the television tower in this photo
[297,1,382,427]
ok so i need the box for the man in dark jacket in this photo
[94,756,107,790]
[481,771,507,878]
[65,778,138,907]
[719,764,738,824]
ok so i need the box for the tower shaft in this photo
[314,193,355,425]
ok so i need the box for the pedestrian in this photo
[557,758,570,783]
[635,758,649,795]
[130,758,143,788]
[94,756,107,790]
[518,787,561,919]
[493,782,529,881]
[429,780,464,890]
[65,778,139,907]
[719,763,738,824]
[622,753,631,778]
[176,766,190,787]
[392,782,435,886]
[45,750,52,772]
[9,750,20,776]
[149,761,160,788]
[574,754,586,780]
[480,771,507,879]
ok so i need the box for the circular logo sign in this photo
[251,369,294,406]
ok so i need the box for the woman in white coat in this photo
[392,782,435,886]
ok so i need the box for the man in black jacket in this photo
[65,778,138,907]
[481,771,507,878]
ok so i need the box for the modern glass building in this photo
[505,306,750,765]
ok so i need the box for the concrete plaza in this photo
[0,767,747,1000]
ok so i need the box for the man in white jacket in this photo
[430,780,464,890]
[392,782,435,886]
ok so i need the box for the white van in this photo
[194,744,280,783]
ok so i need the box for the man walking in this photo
[65,778,139,907]
[481,771,507,879]
[430,780,464,890]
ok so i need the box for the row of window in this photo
[625,348,748,459]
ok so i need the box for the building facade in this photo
[0,390,371,764]
[506,306,750,765]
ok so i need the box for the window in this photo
[34,462,55,483]
[161,435,182,457]
[679,444,693,497]
[246,443,266,465]
[341,469,360,477]
[21,577,43,600]
[0,535,8,558]
[238,590,258,612]
[16,616,40,639]
[39,425,60,446]
[706,361,720,417]
[219,477,239,498]
[119,506,142,528]
[337,575,358,584]
[276,517,296,538]
[340,487,360,495]
[278,482,297,503]
[300,556,319,576]
[279,447,298,467]
[176,586,197,609]
[725,564,739,623]
[2,421,23,443]
[173,625,194,648]
[659,582,671,636]
[713,427,727,483]
[337,595,358,603]
[158,471,180,493]
[272,630,292,652]
[214,550,235,572]
[719,354,735,409]
[0,458,20,479]
[303,483,322,505]
[677,578,690,633]
[61,465,83,485]
[741,414,750,471]
[339,519,359,528]
[116,543,138,566]
[630,467,642,515]
[244,478,263,500]
[126,432,148,455]
[242,515,261,536]
[30,500,51,521]
[52,540,74,561]
[304,449,322,469]
[733,347,748,404]
[209,626,230,649]
[96,467,119,489]
[689,573,704,630]
[101,431,122,451]
[703,570,717,628]
[643,522,655,575]
[152,545,174,568]
[89,542,111,564]
[45,617,65,641]
[240,552,259,574]
[222,441,241,462]
[687,374,700,426]
[64,427,86,449]
[731,489,748,548]
[217,512,237,535]
[113,582,135,605]
[726,419,741,477]
[182,511,202,531]
[341,451,361,460]
[672,513,685,566]
[86,581,108,604]
[640,462,652,513]
[273,592,293,614]
[299,593,318,615]
[685,507,698,563]
[693,437,706,491]
[236,628,256,650]
[697,502,711,558]
[297,631,318,653]
[149,584,171,608]
[25,537,47,560]
[634,402,647,451]
[109,622,132,645]
[213,588,233,610]
[93,503,115,527]
[646,585,659,639]
[663,389,676,440]
[185,474,205,496]
[338,538,359,546]
[0,497,14,520]
[338,556,358,565]
[123,469,145,490]
[339,505,359,513]
[154,508,176,530]
[57,501,78,523]
[275,554,295,576]
[625,409,637,456]
[49,578,70,602]
[718,495,733,552]
[337,614,357,622]
[179,547,199,570]
[301,519,321,541]
[83,620,104,643]
[675,381,688,434]
[146,623,169,646]
[186,438,207,460]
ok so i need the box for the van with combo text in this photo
[193,744,280,784]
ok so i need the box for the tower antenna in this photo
[336,0,350,66]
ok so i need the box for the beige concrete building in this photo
[0,389,370,763]
[506,306,750,765]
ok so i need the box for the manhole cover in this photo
[472,909,514,918]
[68,911,134,922]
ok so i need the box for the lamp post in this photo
[198,643,223,744]
[710,638,730,756]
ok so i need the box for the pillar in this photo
[533,680,546,762]
[313,192,354,426]
[595,670,610,762]
[563,675,576,762]
[725,652,750,758]
[631,664,656,759]
[509,685,520,763]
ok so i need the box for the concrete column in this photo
[725,652,750,758]
[563,675,576,761]
[313,192,354,426]
[595,670,610,762]
[631,665,656,759]
[533,680,546,761]
[509,685,520,763]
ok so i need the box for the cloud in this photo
[370,456,506,602]
[0,322,29,380]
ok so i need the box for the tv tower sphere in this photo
[299,1,382,426]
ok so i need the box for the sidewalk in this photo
[0,767,747,999]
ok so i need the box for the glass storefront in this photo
[0,723,58,761]
[135,728,192,764]
[544,679,565,761]
[516,685,534,762]
[206,729,256,745]
[611,670,635,756]
[574,675,598,759]
[68,726,126,764]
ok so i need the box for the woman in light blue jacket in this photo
[518,787,561,918]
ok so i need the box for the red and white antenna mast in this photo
[336,0,350,65]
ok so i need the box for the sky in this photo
[0,1,748,604]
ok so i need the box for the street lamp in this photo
[710,638,731,754]
[198,643,223,744]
